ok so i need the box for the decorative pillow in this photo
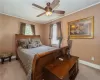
[18,39,30,49]
[31,38,42,46]
[28,42,37,48]
[28,38,42,48]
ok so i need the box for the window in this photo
[25,24,33,35]
[51,24,59,45]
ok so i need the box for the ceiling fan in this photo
[32,0,65,17]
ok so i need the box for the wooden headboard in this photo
[15,34,41,59]
[15,34,40,40]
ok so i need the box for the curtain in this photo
[49,24,53,46]
[31,25,35,35]
[49,24,53,39]
[20,22,26,35]
[56,22,63,48]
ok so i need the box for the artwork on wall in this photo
[68,17,94,39]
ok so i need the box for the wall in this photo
[0,14,45,54]
[44,4,100,65]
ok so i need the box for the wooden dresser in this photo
[44,56,79,80]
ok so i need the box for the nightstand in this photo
[44,56,79,80]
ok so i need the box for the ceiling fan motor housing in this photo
[47,2,50,6]
[45,6,52,12]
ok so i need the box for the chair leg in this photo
[16,56,19,60]
[9,57,11,62]
[1,58,4,64]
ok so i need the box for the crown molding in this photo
[0,2,100,24]
[44,2,100,24]
[0,12,44,24]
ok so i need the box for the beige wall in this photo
[44,4,100,65]
[0,4,100,65]
[0,14,45,54]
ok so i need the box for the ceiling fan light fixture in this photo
[46,11,52,16]
[32,0,65,17]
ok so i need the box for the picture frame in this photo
[68,16,94,39]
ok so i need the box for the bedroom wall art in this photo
[68,16,94,39]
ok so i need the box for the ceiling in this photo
[0,0,100,24]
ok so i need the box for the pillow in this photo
[28,38,42,48]
[31,38,42,46]
[18,39,30,49]
[28,42,37,48]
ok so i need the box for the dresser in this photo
[44,56,79,80]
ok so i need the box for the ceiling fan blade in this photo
[53,10,65,14]
[50,0,60,9]
[37,12,46,17]
[32,3,45,10]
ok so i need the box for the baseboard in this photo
[0,56,16,62]
[12,56,16,59]
[1,57,100,70]
[79,60,100,70]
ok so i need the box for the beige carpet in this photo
[0,60,100,80]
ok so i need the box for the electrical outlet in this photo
[91,57,95,61]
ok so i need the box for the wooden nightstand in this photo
[0,52,12,64]
[44,56,79,80]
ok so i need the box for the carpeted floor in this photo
[0,60,100,80]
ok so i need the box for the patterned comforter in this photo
[17,45,58,80]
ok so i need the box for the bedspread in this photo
[17,45,58,80]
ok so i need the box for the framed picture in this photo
[68,17,94,39]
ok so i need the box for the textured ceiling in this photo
[0,0,100,24]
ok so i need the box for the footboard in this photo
[33,46,68,80]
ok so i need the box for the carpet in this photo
[0,60,100,80]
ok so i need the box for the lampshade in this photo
[46,11,52,16]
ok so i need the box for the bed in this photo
[15,34,68,80]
